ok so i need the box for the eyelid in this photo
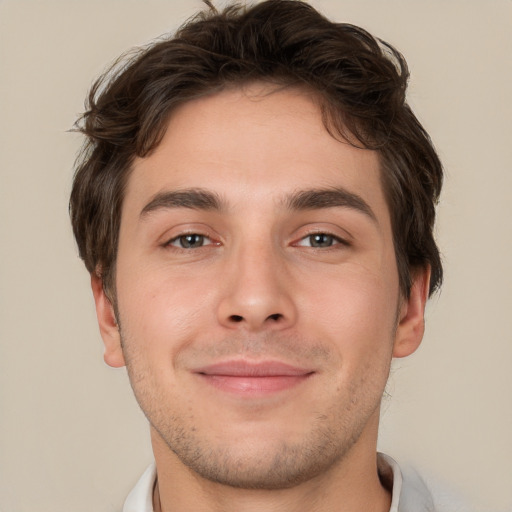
[294,232,350,248]
[291,224,353,247]
[161,226,221,249]
[167,234,213,248]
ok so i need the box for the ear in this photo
[91,273,125,368]
[393,266,431,358]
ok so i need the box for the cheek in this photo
[116,267,216,361]
[298,265,399,353]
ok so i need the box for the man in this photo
[70,1,443,510]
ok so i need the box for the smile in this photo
[194,360,315,395]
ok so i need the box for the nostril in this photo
[227,313,283,324]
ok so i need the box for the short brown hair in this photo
[70,0,443,299]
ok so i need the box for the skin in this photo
[92,83,430,512]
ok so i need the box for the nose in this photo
[216,243,297,332]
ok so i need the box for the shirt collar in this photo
[378,452,402,512]
[123,462,156,512]
[379,452,436,512]
[123,453,433,512]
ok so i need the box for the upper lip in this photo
[194,360,314,377]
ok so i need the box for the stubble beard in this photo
[125,354,386,491]
[119,321,393,491]
[150,405,372,490]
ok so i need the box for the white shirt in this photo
[122,453,439,512]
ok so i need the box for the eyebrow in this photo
[139,186,377,223]
[140,188,223,218]
[284,187,377,223]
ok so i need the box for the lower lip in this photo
[198,374,312,395]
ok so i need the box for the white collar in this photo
[123,463,156,512]
[123,453,433,512]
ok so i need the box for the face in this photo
[93,84,428,490]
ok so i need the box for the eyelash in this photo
[294,232,349,249]
[164,231,349,250]
[165,233,216,249]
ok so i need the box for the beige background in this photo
[1,1,511,511]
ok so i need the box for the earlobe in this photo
[392,267,431,359]
[91,274,126,368]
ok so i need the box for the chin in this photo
[155,414,364,490]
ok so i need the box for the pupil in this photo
[311,234,332,247]
[182,234,203,248]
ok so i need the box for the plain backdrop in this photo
[1,1,511,511]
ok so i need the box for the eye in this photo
[168,234,213,249]
[296,233,345,248]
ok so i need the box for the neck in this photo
[150,414,391,512]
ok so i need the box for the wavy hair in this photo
[70,0,443,299]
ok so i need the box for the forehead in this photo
[125,83,387,220]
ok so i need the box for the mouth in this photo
[193,360,315,395]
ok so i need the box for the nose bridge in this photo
[217,235,296,331]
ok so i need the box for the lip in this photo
[194,360,315,395]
